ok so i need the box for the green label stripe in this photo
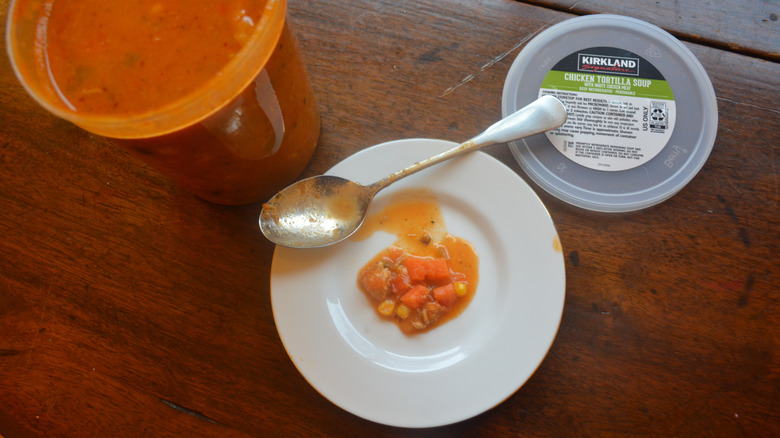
[540,70,674,100]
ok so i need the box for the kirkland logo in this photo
[578,54,640,76]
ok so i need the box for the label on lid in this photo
[539,47,676,172]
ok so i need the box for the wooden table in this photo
[1,0,778,436]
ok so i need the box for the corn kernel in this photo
[396,304,411,319]
[377,300,395,316]
[455,282,468,297]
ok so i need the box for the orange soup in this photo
[17,0,321,205]
[355,189,479,334]
[43,0,265,115]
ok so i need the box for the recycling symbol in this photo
[645,45,663,58]
[651,108,666,122]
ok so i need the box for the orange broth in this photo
[354,189,479,334]
[44,0,264,115]
[26,0,320,205]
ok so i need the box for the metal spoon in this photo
[260,95,567,248]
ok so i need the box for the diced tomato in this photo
[403,256,428,283]
[403,256,452,286]
[425,258,451,285]
[432,283,457,307]
[400,285,430,309]
[390,266,411,294]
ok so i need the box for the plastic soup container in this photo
[6,0,320,205]
[503,15,718,212]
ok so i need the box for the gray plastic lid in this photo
[502,14,718,212]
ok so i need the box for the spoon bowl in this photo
[260,95,567,248]
[260,175,370,248]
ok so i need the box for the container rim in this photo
[5,0,287,138]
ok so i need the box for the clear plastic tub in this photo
[502,15,718,212]
[7,0,320,205]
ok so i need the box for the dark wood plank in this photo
[1,0,778,436]
[520,0,780,61]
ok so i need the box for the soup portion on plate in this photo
[354,189,479,334]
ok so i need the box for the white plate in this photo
[271,139,566,428]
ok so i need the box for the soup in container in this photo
[6,0,320,205]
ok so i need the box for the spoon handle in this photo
[368,95,567,192]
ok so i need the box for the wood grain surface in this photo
[525,0,780,61]
[1,0,778,436]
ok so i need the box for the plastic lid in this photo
[502,15,718,212]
